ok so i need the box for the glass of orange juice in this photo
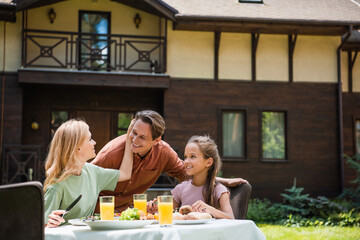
[157,195,173,226]
[99,196,114,220]
[133,194,147,215]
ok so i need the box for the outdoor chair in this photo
[229,182,252,219]
[0,181,44,240]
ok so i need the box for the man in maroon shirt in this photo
[92,110,247,212]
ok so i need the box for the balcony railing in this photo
[22,29,166,73]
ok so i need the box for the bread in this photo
[185,212,212,220]
[179,205,193,215]
[173,212,185,220]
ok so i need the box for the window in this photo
[239,0,263,3]
[79,11,111,70]
[50,111,69,138]
[221,110,246,159]
[116,112,134,136]
[261,111,287,160]
[356,119,360,154]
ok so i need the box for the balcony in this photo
[22,29,166,74]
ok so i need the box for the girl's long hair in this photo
[187,135,222,209]
[43,119,89,192]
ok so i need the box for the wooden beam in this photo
[174,20,349,36]
[18,69,170,88]
[251,33,260,81]
[288,34,297,83]
[214,31,221,81]
[348,51,358,93]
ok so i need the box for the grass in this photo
[258,224,360,240]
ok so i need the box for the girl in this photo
[44,119,134,228]
[171,135,234,219]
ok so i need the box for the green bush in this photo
[247,198,286,224]
[337,153,360,210]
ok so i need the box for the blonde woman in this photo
[44,119,134,228]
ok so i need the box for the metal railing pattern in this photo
[22,29,166,73]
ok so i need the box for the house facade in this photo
[0,0,359,201]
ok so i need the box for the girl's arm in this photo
[117,120,135,182]
[191,192,234,219]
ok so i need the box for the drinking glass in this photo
[99,196,114,220]
[133,194,147,215]
[157,195,173,226]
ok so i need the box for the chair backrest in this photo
[0,181,44,240]
[229,182,252,219]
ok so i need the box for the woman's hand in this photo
[126,119,136,141]
[46,210,66,228]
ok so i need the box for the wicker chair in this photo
[229,182,252,219]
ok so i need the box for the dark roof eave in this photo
[175,15,360,27]
[173,15,358,35]
[143,0,177,21]
[0,3,16,22]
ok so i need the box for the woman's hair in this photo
[135,110,165,140]
[43,119,90,192]
[187,135,222,209]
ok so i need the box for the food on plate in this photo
[119,208,140,220]
[186,212,212,220]
[146,213,155,220]
[179,205,193,215]
[81,214,101,221]
[173,212,185,220]
[118,208,156,220]
[174,206,212,220]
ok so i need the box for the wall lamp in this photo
[31,120,39,131]
[134,13,141,28]
[48,8,56,24]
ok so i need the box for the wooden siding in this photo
[0,73,22,145]
[164,79,339,201]
[342,93,360,188]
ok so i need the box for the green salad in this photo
[118,208,140,220]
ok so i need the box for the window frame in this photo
[111,111,135,139]
[353,116,360,155]
[218,107,248,162]
[239,0,263,3]
[49,109,71,139]
[259,109,288,162]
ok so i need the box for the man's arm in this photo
[216,177,248,187]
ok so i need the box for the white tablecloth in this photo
[45,219,266,240]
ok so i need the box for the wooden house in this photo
[0,0,359,201]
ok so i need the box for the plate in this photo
[83,220,154,230]
[173,219,211,225]
[68,219,87,226]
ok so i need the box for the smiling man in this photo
[92,110,247,213]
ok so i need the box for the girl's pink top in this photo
[171,180,229,207]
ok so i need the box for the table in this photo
[45,219,266,240]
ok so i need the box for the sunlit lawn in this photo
[258,224,360,240]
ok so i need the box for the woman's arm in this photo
[117,120,135,182]
[191,192,234,219]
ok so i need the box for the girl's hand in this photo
[147,198,158,214]
[46,210,66,228]
[191,200,212,214]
